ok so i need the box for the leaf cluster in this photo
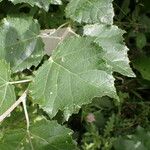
[0,0,149,150]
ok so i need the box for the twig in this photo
[0,90,27,123]
[9,79,32,85]
[22,95,30,130]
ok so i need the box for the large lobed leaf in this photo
[0,60,16,115]
[84,24,135,77]
[30,37,118,120]
[66,0,114,25]
[0,16,44,72]
[0,120,77,150]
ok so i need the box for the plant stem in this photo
[0,90,27,123]
[22,93,30,130]
[9,79,32,85]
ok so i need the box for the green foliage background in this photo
[0,0,149,150]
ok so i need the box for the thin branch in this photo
[22,93,30,130]
[57,22,70,30]
[0,90,27,123]
[9,79,32,85]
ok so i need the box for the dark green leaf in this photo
[136,33,147,49]
[133,56,150,81]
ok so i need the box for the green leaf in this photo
[0,16,44,72]
[51,0,62,5]
[66,0,114,25]
[114,127,150,150]
[9,0,62,11]
[30,37,118,120]
[133,56,150,81]
[0,119,77,150]
[136,33,147,49]
[0,60,16,115]
[139,15,150,33]
[84,24,135,77]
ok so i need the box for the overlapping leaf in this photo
[66,0,114,25]
[0,120,77,150]
[0,60,16,115]
[8,0,62,11]
[84,24,135,77]
[0,16,44,72]
[30,37,118,120]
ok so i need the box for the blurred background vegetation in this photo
[0,0,150,149]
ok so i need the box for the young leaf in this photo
[0,120,77,150]
[0,60,16,115]
[8,0,62,11]
[84,24,135,77]
[0,16,44,72]
[30,37,118,120]
[66,0,114,25]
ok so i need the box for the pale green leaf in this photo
[0,120,77,150]
[9,0,62,11]
[84,24,135,77]
[30,37,118,120]
[0,16,44,72]
[0,60,16,115]
[66,0,114,25]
